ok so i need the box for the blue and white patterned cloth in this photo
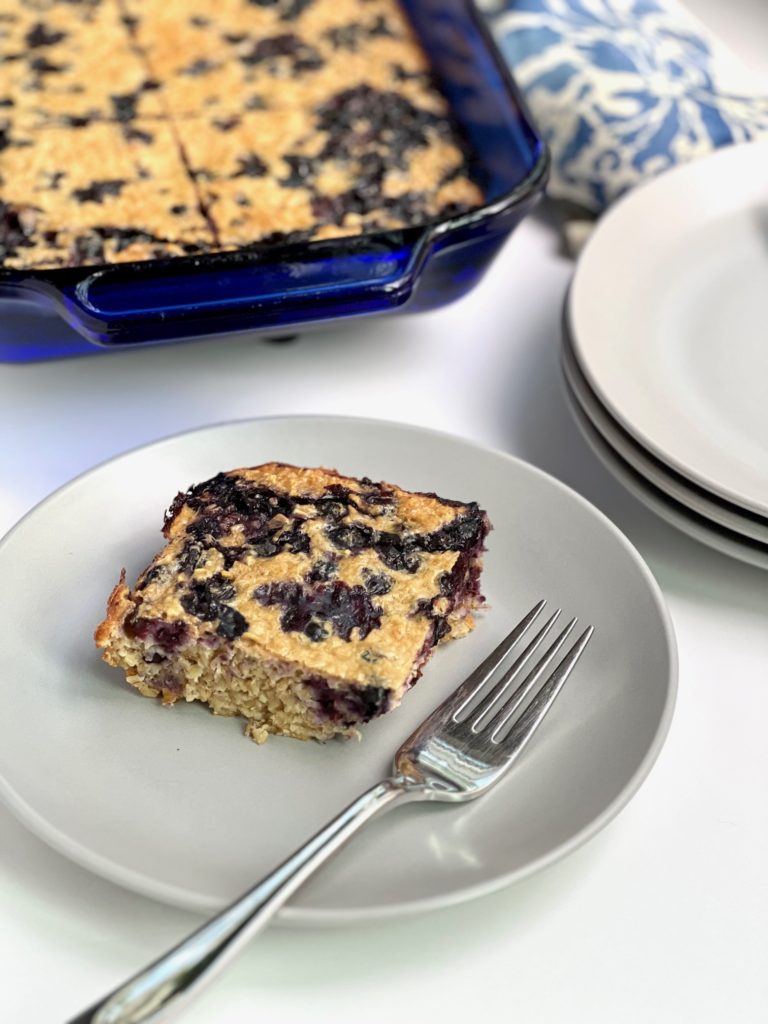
[481,0,768,212]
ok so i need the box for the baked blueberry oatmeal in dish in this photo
[95,463,490,743]
[0,0,483,269]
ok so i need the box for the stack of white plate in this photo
[562,141,768,570]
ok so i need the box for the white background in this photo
[2,1,767,1020]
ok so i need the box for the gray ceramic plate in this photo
[0,418,677,924]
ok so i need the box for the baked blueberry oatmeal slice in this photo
[95,463,490,743]
[175,87,481,251]
[0,119,213,268]
[1,0,164,130]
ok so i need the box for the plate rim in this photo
[0,415,679,925]
[568,139,768,517]
[562,321,768,545]
[561,366,768,572]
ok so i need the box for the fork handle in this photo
[67,778,410,1024]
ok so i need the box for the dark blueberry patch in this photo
[181,572,236,621]
[28,56,69,76]
[238,33,324,74]
[110,91,142,123]
[303,620,329,642]
[433,618,451,643]
[70,226,168,264]
[374,534,421,574]
[243,228,314,246]
[181,58,219,77]
[316,85,444,166]
[357,685,391,720]
[189,15,211,27]
[124,615,190,653]
[323,16,394,52]
[180,572,247,638]
[248,0,316,20]
[231,153,268,178]
[361,569,392,596]
[125,126,155,145]
[326,510,485,573]
[304,676,390,726]
[0,99,14,108]
[245,93,267,110]
[327,523,374,551]
[136,564,170,590]
[217,544,247,569]
[170,203,188,215]
[391,63,435,85]
[439,551,470,598]
[169,475,289,529]
[279,154,315,188]
[284,0,316,18]
[253,580,382,641]
[0,201,37,261]
[178,541,205,574]
[64,226,175,265]
[69,233,104,264]
[25,22,68,48]
[312,495,347,520]
[310,195,342,225]
[213,115,241,132]
[249,537,280,557]
[306,559,337,584]
[71,179,126,204]
[365,492,395,507]
[281,522,311,555]
[217,605,248,639]
[421,511,485,553]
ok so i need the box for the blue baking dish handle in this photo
[55,232,428,345]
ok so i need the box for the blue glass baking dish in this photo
[0,0,547,362]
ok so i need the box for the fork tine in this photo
[465,609,562,730]
[492,625,595,751]
[475,617,578,734]
[449,600,547,720]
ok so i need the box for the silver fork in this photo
[69,600,594,1024]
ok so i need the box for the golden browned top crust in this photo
[0,0,483,269]
[96,463,490,691]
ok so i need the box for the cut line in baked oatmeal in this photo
[95,463,490,743]
[0,0,483,269]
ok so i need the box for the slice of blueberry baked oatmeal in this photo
[95,464,490,743]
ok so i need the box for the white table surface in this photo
[2,2,767,1021]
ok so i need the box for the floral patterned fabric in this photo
[480,0,768,211]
